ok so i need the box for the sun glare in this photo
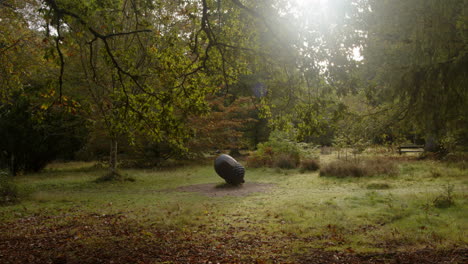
[290,0,329,15]
[288,0,363,61]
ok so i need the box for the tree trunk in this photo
[109,138,118,176]
[10,154,16,176]
[424,133,439,152]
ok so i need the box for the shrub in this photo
[365,158,399,176]
[300,158,320,172]
[442,152,468,170]
[245,154,267,168]
[246,130,302,169]
[433,183,455,208]
[0,171,18,205]
[320,146,333,155]
[433,195,454,208]
[274,153,299,169]
[320,158,398,178]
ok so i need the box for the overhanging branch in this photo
[44,0,155,97]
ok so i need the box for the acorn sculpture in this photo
[214,154,245,185]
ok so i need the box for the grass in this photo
[320,157,398,177]
[1,156,467,261]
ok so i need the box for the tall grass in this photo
[299,158,320,172]
[320,158,398,177]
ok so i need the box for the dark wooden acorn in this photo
[214,154,245,185]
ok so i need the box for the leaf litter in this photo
[1,210,466,263]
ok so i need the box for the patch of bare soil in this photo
[174,182,275,197]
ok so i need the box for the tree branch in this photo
[44,0,158,98]
[230,0,282,44]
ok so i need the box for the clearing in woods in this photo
[0,155,467,263]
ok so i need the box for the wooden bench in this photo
[398,145,424,155]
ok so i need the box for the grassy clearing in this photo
[0,156,467,262]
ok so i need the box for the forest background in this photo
[1,1,467,263]
[0,0,467,176]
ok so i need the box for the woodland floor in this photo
[0,211,468,263]
[1,156,467,263]
[0,211,466,263]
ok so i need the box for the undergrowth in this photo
[320,158,398,177]
[0,171,18,205]
[95,171,136,183]
[300,158,320,172]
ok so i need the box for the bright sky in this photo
[290,0,330,17]
[290,0,363,61]
[292,0,328,9]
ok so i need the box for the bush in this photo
[320,146,333,155]
[433,195,454,208]
[366,158,399,176]
[246,130,301,169]
[0,171,18,205]
[245,154,267,168]
[274,154,299,169]
[300,158,320,172]
[433,183,455,208]
[442,152,468,170]
[320,158,398,178]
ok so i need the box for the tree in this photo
[222,0,361,144]
[0,0,88,175]
[187,95,256,155]
[40,0,262,177]
[0,91,87,175]
[360,0,468,151]
[0,0,50,102]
